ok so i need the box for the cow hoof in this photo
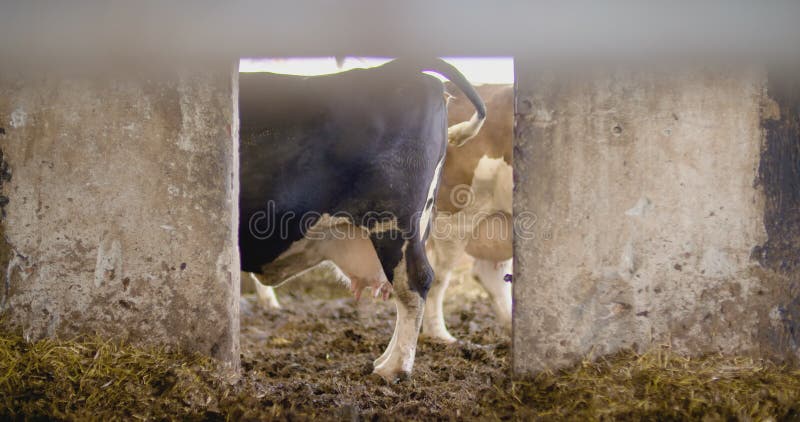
[423,331,457,344]
[255,284,282,310]
[257,297,282,311]
[372,365,410,383]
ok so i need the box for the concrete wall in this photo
[513,63,800,374]
[0,64,240,369]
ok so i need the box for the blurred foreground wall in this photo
[0,64,241,369]
[513,63,800,373]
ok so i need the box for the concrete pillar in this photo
[513,62,800,374]
[0,64,240,369]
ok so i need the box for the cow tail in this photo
[419,58,487,146]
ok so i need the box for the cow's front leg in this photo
[373,239,432,382]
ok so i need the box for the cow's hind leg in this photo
[421,270,455,342]
[251,273,282,309]
[422,231,468,343]
[249,238,329,311]
[372,237,432,381]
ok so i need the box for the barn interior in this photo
[2,1,800,419]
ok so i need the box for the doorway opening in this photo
[235,56,516,396]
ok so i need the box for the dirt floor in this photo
[237,267,513,420]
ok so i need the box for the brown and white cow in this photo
[424,83,514,342]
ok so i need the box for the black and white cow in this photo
[238,58,486,381]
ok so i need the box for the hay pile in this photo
[0,330,233,420]
[2,270,800,420]
[496,350,800,420]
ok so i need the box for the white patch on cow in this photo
[369,218,399,234]
[419,156,445,237]
[10,108,26,128]
[311,214,352,229]
[472,155,505,182]
[471,155,513,215]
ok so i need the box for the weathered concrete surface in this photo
[0,65,240,369]
[513,63,800,374]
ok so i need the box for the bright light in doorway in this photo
[239,57,514,85]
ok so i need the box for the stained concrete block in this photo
[513,62,800,374]
[0,64,240,369]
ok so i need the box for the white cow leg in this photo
[251,273,282,310]
[373,303,399,368]
[473,258,512,329]
[422,231,467,342]
[373,255,426,382]
[421,271,456,343]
